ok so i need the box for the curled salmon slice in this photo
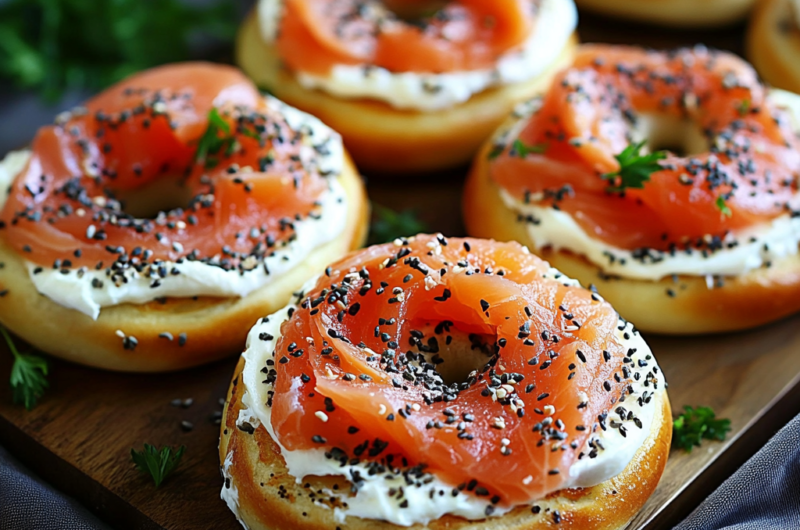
[1,62,330,270]
[276,0,537,75]
[268,235,653,505]
[490,45,800,251]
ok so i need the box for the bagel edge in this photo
[575,0,756,28]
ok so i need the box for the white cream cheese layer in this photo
[497,89,800,280]
[229,269,663,527]
[257,0,578,111]
[0,96,348,319]
[220,451,244,529]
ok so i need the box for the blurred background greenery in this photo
[0,0,243,102]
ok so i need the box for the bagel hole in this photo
[634,114,709,158]
[407,322,497,388]
[110,176,195,219]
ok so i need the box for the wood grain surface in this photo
[1,9,799,530]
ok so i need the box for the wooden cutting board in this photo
[1,11,798,530]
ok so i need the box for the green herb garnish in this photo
[737,99,751,117]
[487,144,505,160]
[602,140,667,193]
[716,196,732,217]
[512,139,547,157]
[2,326,48,410]
[195,108,238,169]
[0,0,237,101]
[672,405,731,452]
[368,203,428,245]
[131,444,186,488]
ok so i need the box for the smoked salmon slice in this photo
[276,0,536,75]
[1,63,330,269]
[490,46,800,251]
[267,235,659,505]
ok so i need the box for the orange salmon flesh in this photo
[276,0,538,75]
[1,63,333,272]
[490,45,800,251]
[265,235,662,506]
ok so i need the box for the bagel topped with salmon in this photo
[465,45,800,334]
[236,0,579,173]
[0,62,367,372]
[219,234,670,530]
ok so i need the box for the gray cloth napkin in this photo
[0,445,109,530]
[676,413,800,530]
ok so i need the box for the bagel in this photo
[0,63,368,372]
[748,0,800,95]
[219,235,671,529]
[576,0,756,28]
[235,0,579,174]
[464,46,800,334]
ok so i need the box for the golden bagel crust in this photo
[464,142,800,334]
[0,155,368,372]
[575,0,756,27]
[747,0,800,95]
[219,357,671,530]
[235,13,578,175]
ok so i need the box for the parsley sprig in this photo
[131,444,186,488]
[512,139,547,157]
[0,0,237,101]
[737,99,751,117]
[2,326,48,410]
[716,196,732,217]
[672,405,731,452]
[488,139,547,160]
[602,140,667,193]
[368,203,428,245]
[194,108,238,169]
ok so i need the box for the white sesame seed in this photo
[315,411,329,422]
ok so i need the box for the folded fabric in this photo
[677,413,800,530]
[0,445,108,530]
